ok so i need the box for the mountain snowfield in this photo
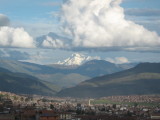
[56,53,131,66]
[57,53,100,65]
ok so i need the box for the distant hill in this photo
[72,60,125,77]
[0,67,57,95]
[0,60,90,89]
[36,73,90,88]
[57,63,160,98]
[50,60,136,77]
[0,59,135,89]
[36,60,135,88]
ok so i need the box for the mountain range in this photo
[0,59,134,89]
[57,63,160,98]
[0,58,159,97]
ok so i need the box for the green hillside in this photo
[0,67,56,96]
[57,63,160,98]
[36,73,90,88]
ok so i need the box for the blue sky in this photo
[122,0,160,9]
[0,0,61,21]
[0,0,160,64]
[1,0,160,20]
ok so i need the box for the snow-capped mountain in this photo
[57,53,100,66]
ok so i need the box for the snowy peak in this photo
[57,53,85,65]
[57,53,100,66]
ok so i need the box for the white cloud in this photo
[42,36,65,48]
[0,14,35,48]
[61,0,160,51]
[0,48,30,60]
[0,27,35,48]
[86,56,101,61]
[0,14,10,26]
[106,57,130,64]
[20,52,45,65]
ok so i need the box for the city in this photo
[0,91,160,120]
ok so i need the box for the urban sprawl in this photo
[0,91,160,120]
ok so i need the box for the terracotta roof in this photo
[151,113,160,116]
[23,110,36,115]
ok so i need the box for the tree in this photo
[42,98,48,102]
[0,95,3,101]
[25,97,30,102]
[50,104,54,109]
[13,96,18,101]
[134,103,138,107]
[20,97,24,102]
[112,104,116,109]
[33,103,37,107]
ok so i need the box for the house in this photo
[39,110,59,120]
[151,113,160,119]
[3,99,13,108]
[59,112,73,120]
[0,113,14,120]
[40,114,59,120]
[20,110,37,120]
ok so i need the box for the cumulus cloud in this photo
[20,51,47,65]
[42,36,65,48]
[0,49,30,60]
[0,27,35,48]
[0,14,35,48]
[106,57,130,64]
[86,55,101,61]
[61,0,160,51]
[0,14,10,26]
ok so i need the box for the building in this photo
[0,113,14,120]
[60,112,73,120]
[21,110,37,120]
[3,99,13,108]
[39,110,59,120]
[151,113,160,119]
